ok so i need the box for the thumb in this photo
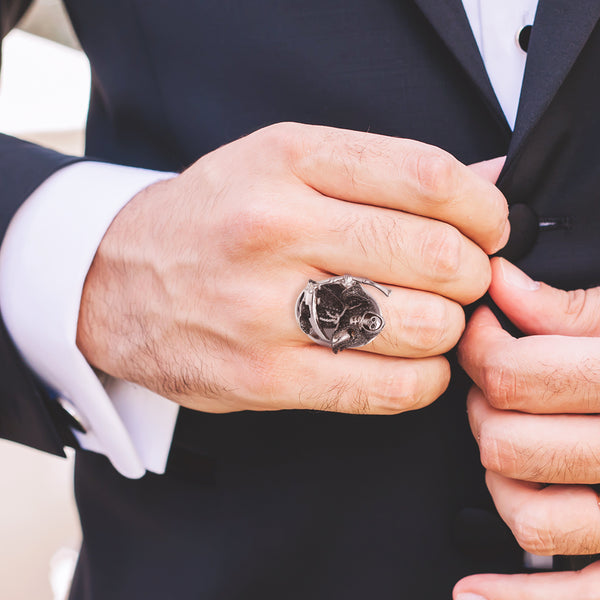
[468,156,506,184]
[488,257,600,336]
[453,561,600,600]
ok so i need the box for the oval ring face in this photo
[295,275,390,353]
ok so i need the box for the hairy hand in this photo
[77,122,508,415]
[459,257,600,556]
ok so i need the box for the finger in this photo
[306,196,492,305]
[458,306,600,413]
[489,257,600,336]
[467,156,506,182]
[289,124,509,254]
[468,387,600,484]
[485,471,600,556]
[224,269,463,361]
[454,561,600,600]
[289,277,465,358]
[209,345,451,415]
[357,285,465,358]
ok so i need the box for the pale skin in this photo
[77,122,600,597]
[454,257,600,600]
[76,122,600,597]
[18,0,600,578]
[76,122,508,416]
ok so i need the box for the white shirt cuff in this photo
[0,161,180,478]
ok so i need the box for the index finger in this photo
[288,124,509,254]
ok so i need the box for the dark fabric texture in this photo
[0,0,85,454]
[0,0,598,597]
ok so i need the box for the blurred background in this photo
[0,1,89,598]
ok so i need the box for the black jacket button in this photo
[495,203,538,262]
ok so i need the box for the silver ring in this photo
[295,275,391,353]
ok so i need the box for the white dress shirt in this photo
[462,0,539,129]
[0,0,540,478]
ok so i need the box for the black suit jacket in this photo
[1,1,600,598]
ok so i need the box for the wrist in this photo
[76,177,175,378]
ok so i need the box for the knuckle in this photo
[256,121,302,162]
[478,426,518,475]
[480,357,519,410]
[419,224,462,281]
[564,288,587,317]
[514,520,555,556]
[226,200,295,256]
[512,509,556,555]
[186,150,237,207]
[228,204,271,250]
[562,288,599,332]
[410,300,454,353]
[414,150,459,200]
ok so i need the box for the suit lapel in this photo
[508,1,600,158]
[412,0,509,132]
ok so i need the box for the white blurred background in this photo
[0,1,88,598]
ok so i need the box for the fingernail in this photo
[498,257,540,291]
[456,593,489,600]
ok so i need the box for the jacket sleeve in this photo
[0,1,85,455]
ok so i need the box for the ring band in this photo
[295,275,391,353]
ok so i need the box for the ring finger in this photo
[287,273,465,358]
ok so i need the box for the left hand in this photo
[454,256,600,598]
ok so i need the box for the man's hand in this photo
[460,257,600,555]
[77,122,508,415]
[455,256,600,598]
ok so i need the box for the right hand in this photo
[76,122,508,415]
